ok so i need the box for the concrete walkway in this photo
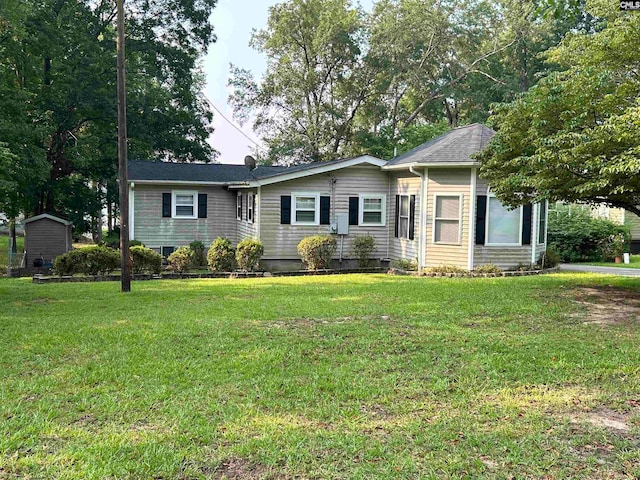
[559,263,640,277]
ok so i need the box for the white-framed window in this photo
[292,192,320,225]
[486,195,522,246]
[248,193,254,223]
[433,194,462,244]
[359,194,386,226]
[398,195,410,239]
[172,190,197,219]
[538,200,547,244]
[236,192,242,220]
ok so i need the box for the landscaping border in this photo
[31,266,559,284]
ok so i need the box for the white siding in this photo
[389,172,420,262]
[259,166,390,260]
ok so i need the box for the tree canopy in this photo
[229,0,579,165]
[0,0,217,234]
[478,0,640,217]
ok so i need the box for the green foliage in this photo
[207,237,236,272]
[350,234,376,268]
[53,246,120,276]
[235,239,264,272]
[547,207,630,262]
[390,258,418,271]
[130,246,162,275]
[478,0,640,217]
[539,249,561,268]
[189,240,206,267]
[167,247,194,274]
[426,265,467,274]
[297,236,337,270]
[473,264,503,274]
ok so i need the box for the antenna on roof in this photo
[244,155,257,170]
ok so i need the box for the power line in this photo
[202,93,261,148]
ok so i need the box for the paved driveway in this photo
[559,264,640,277]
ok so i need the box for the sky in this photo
[203,0,374,165]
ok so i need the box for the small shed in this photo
[24,214,73,267]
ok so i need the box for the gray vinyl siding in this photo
[626,211,640,239]
[24,219,71,264]
[133,184,237,249]
[425,169,471,268]
[474,177,539,269]
[259,166,390,260]
[389,173,420,262]
[235,189,258,241]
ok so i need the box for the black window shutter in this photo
[348,197,359,225]
[320,196,330,225]
[522,204,532,245]
[252,194,256,223]
[245,194,249,221]
[239,194,243,218]
[162,193,171,218]
[394,195,400,238]
[475,195,487,245]
[198,193,207,218]
[409,195,416,240]
[280,196,291,224]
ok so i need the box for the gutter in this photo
[383,162,479,171]
[409,166,426,271]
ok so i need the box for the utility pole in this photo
[117,0,131,292]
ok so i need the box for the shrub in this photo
[426,264,467,274]
[236,238,264,271]
[207,237,236,272]
[297,235,337,270]
[391,258,418,271]
[53,246,120,276]
[539,249,561,269]
[351,234,377,268]
[189,240,206,267]
[167,246,194,273]
[130,239,143,247]
[130,246,162,274]
[473,263,502,274]
[548,206,630,262]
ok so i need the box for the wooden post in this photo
[117,0,131,292]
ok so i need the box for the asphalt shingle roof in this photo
[128,161,256,183]
[386,123,495,166]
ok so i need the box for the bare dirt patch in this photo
[569,287,640,326]
[573,408,632,434]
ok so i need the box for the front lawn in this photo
[1,274,639,478]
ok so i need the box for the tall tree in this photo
[0,0,217,233]
[478,0,640,216]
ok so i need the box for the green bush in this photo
[53,246,120,276]
[548,206,630,262]
[473,264,502,274]
[297,235,337,270]
[189,240,205,267]
[167,246,194,273]
[351,234,376,268]
[207,237,236,272]
[236,238,264,271]
[539,249,561,268]
[130,246,162,274]
[426,264,467,274]
[391,258,418,271]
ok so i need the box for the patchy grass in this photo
[1,273,639,479]
[580,255,640,269]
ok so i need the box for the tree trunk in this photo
[9,218,17,254]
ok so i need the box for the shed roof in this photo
[23,213,72,226]
[385,124,495,168]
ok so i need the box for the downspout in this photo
[531,203,538,265]
[409,165,425,271]
[129,182,135,241]
[256,186,261,241]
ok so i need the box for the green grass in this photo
[0,234,24,270]
[1,274,639,478]
[580,254,640,268]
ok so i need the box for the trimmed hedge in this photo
[207,237,236,272]
[53,246,120,276]
[130,246,162,274]
[298,235,337,270]
[236,239,263,271]
[351,234,376,268]
[167,246,194,273]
